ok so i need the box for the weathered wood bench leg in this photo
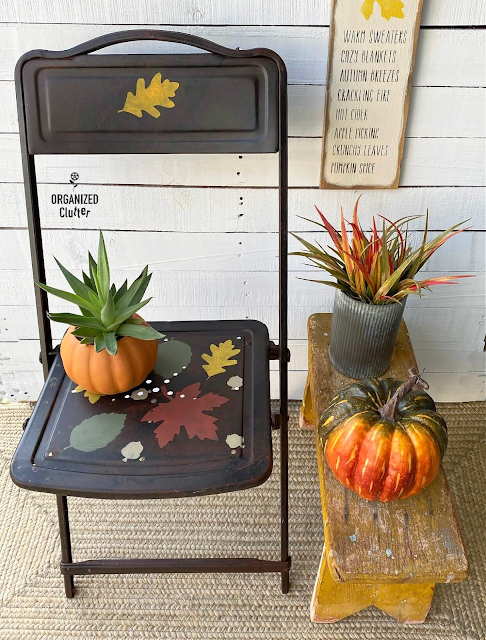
[310,549,374,622]
[299,373,314,431]
[311,549,435,623]
[373,582,435,623]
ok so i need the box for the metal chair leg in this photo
[56,495,74,598]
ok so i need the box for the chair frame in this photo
[15,30,290,594]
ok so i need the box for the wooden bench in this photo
[300,314,468,624]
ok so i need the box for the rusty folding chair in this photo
[11,29,290,596]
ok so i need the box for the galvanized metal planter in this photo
[329,290,407,379]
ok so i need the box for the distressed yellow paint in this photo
[408,455,412,472]
[119,73,179,118]
[361,0,405,20]
[323,415,334,426]
[362,458,369,476]
[369,481,374,491]
[395,473,401,490]
[345,477,350,486]
[335,456,341,470]
[201,339,240,379]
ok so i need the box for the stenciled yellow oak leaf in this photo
[72,385,102,404]
[201,340,241,379]
[119,73,179,119]
[361,0,404,20]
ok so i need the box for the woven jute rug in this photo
[0,401,484,640]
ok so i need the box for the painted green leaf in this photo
[68,413,127,452]
[154,339,192,378]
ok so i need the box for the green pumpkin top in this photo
[319,371,448,460]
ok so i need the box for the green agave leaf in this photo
[80,337,95,345]
[130,271,152,306]
[116,323,164,340]
[123,317,143,325]
[115,267,149,312]
[67,413,127,452]
[82,271,94,289]
[103,331,118,355]
[94,333,106,353]
[54,258,96,302]
[36,282,98,316]
[113,280,128,303]
[47,312,104,330]
[106,298,151,332]
[71,327,101,338]
[96,231,110,303]
[100,290,115,327]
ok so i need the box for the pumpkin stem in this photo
[378,368,429,422]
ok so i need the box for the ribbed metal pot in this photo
[329,290,407,379]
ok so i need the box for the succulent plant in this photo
[291,198,473,304]
[36,232,164,355]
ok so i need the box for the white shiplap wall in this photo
[0,2,485,402]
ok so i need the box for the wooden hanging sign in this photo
[320,0,424,189]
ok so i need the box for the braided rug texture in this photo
[0,401,484,640]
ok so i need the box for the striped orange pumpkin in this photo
[60,317,158,395]
[319,372,447,502]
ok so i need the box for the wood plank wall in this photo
[0,2,485,402]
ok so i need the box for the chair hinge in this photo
[39,346,60,365]
[268,342,291,362]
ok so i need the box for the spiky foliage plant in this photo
[291,198,472,304]
[36,232,164,355]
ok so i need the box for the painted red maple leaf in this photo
[141,383,229,449]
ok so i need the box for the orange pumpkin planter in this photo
[35,231,164,397]
[319,370,447,502]
[60,321,158,396]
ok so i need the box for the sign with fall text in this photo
[321,0,424,189]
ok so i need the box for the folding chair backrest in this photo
[16,29,288,415]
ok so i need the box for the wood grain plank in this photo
[2,229,483,273]
[2,81,484,138]
[2,184,485,231]
[1,1,484,27]
[1,136,484,187]
[0,25,483,86]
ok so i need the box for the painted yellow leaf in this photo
[201,340,241,379]
[72,385,102,404]
[361,0,404,20]
[119,73,179,118]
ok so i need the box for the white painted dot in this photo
[323,332,328,337]
[182,366,186,369]
[111,398,116,402]
[152,387,160,392]
[236,336,242,340]
[173,373,178,376]
[180,394,185,398]
[151,399,157,404]
[167,391,174,396]
[147,420,152,424]
[234,387,240,391]
[139,457,145,462]
[164,380,170,384]
[125,395,130,398]
[231,450,237,454]
[48,451,53,457]
[146,379,152,384]
[163,338,169,341]
[137,391,144,396]
[193,398,197,400]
